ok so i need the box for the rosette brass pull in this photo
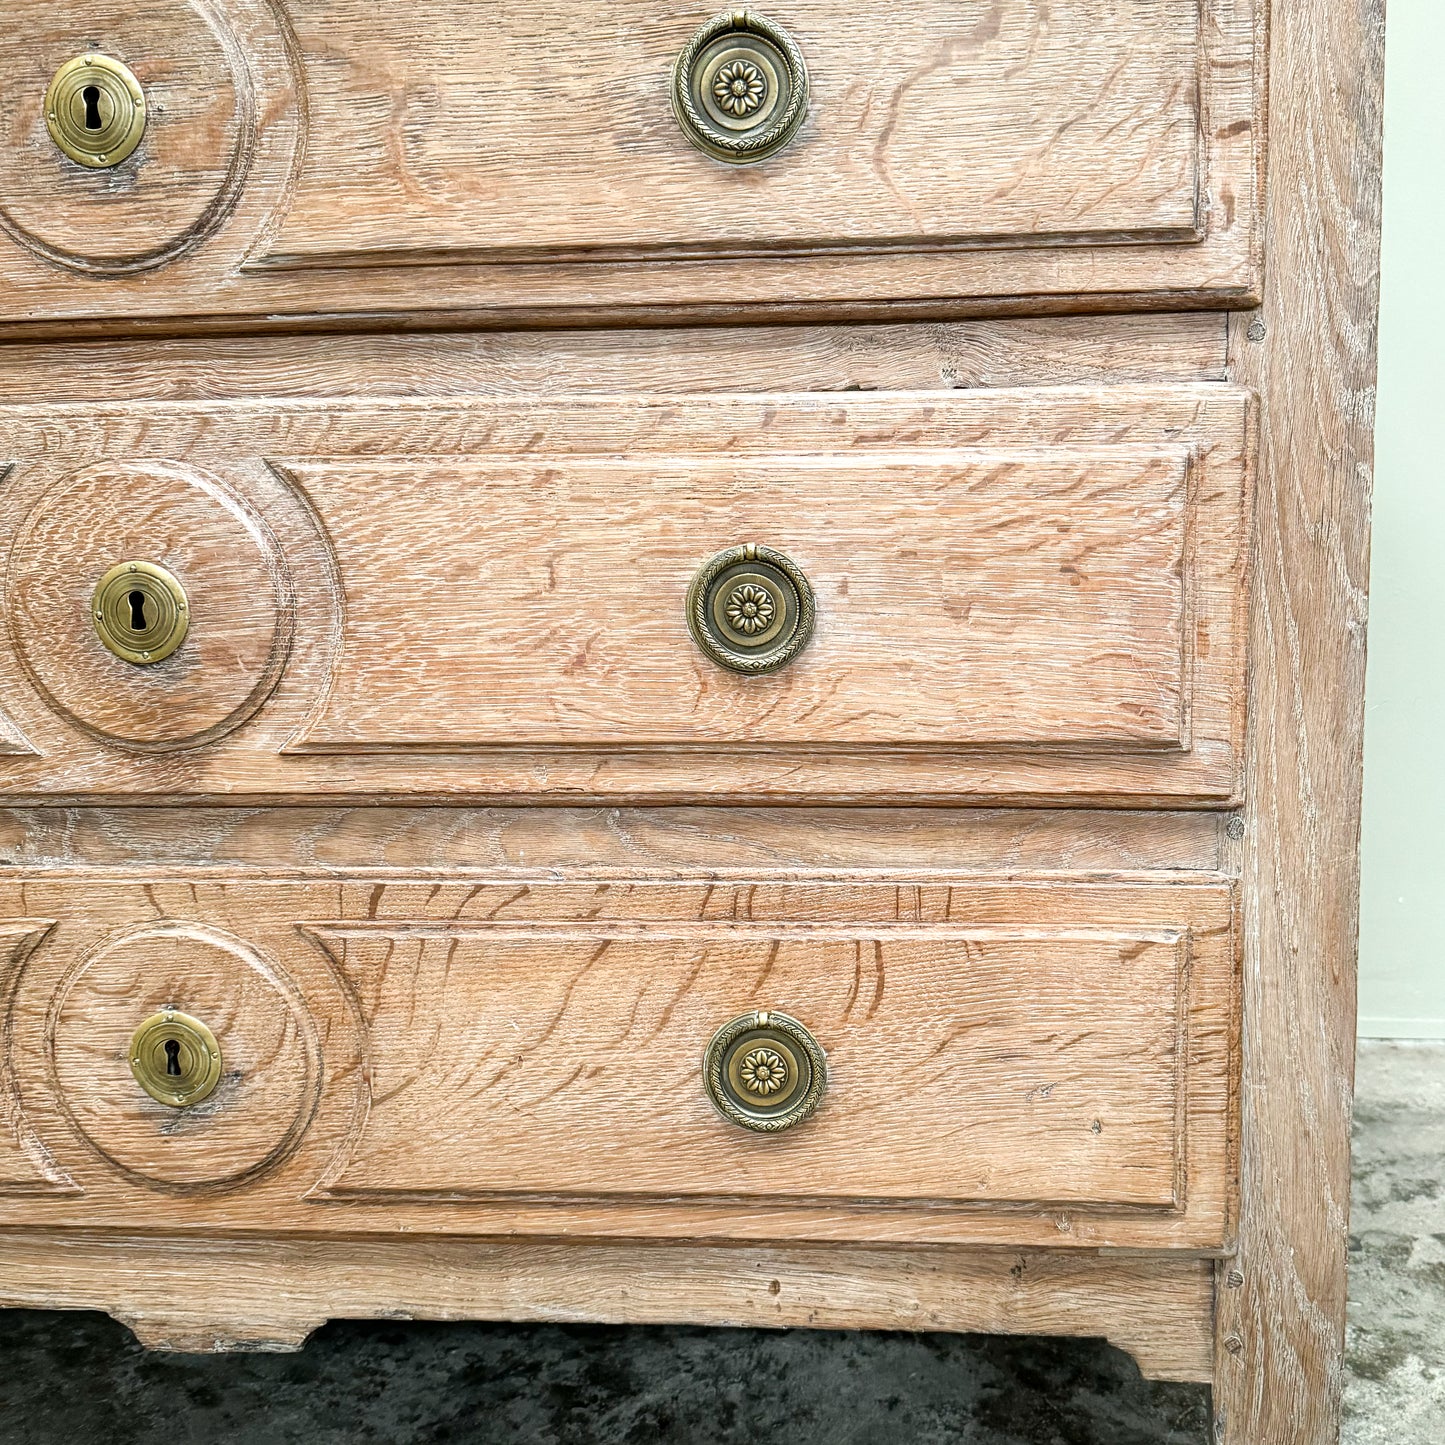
[703,1010,827,1133]
[686,543,815,674]
[672,11,809,164]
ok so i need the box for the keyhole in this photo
[163,1038,183,1077]
[127,590,148,631]
[82,84,104,130]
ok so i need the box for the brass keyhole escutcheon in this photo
[686,543,815,674]
[129,1010,223,1108]
[703,1010,827,1133]
[45,54,147,168]
[92,560,189,665]
[673,10,809,164]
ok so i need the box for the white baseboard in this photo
[1357,1017,1445,1039]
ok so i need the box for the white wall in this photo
[1358,0,1445,1036]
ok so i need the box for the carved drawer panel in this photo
[0,0,1259,332]
[0,875,1237,1248]
[0,387,1252,803]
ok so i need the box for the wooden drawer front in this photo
[0,1,1259,331]
[0,388,1251,803]
[0,877,1237,1248]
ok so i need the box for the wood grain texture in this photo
[50,920,320,1191]
[0,805,1228,876]
[0,0,1383,1412]
[0,387,1252,804]
[271,0,1206,257]
[312,920,1201,1212]
[0,875,1237,1250]
[0,0,271,274]
[0,0,1259,332]
[291,448,1200,750]
[6,460,293,751]
[1210,0,1385,1441]
[0,315,1230,403]
[0,921,74,1195]
[0,1231,1217,1381]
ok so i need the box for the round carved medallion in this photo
[49,923,320,1191]
[6,461,293,750]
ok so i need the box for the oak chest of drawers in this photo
[0,3,1382,1441]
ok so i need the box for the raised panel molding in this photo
[0,0,1383,1420]
[0,0,303,280]
[282,445,1197,754]
[305,919,1196,1214]
[0,875,1236,1250]
[0,919,77,1195]
[0,389,1252,804]
[258,0,1209,267]
[0,0,1259,332]
[6,460,295,752]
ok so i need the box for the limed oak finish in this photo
[0,3,1383,1443]
[0,0,1261,333]
[1,875,1236,1248]
[0,387,1251,803]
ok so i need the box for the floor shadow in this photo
[0,1308,1210,1445]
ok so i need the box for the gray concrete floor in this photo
[1345,1040,1445,1443]
[0,1040,1438,1444]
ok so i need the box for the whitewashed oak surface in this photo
[0,387,1251,804]
[0,0,1385,1435]
[1,874,1235,1251]
[0,0,1259,330]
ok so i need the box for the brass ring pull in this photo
[704,1010,827,1133]
[129,1010,223,1108]
[45,54,147,169]
[672,10,809,164]
[686,543,815,674]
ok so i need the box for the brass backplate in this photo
[45,54,147,169]
[703,1009,827,1133]
[129,1010,223,1108]
[686,543,815,674]
[92,560,189,665]
[673,11,809,164]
